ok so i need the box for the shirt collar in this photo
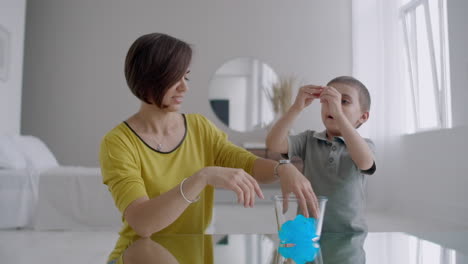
[313,130,346,144]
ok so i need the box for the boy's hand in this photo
[291,85,324,111]
[278,164,319,218]
[320,86,344,119]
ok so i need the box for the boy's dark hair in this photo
[327,76,371,112]
[124,33,192,107]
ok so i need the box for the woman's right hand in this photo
[291,85,324,111]
[197,167,264,208]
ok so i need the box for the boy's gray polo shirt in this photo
[287,130,376,232]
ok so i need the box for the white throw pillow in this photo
[14,136,59,170]
[0,134,27,169]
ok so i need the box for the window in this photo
[400,0,451,132]
[408,236,457,264]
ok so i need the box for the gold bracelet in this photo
[180,178,200,203]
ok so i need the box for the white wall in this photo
[21,0,351,166]
[0,0,26,134]
[447,0,468,128]
[376,0,468,227]
[386,127,468,226]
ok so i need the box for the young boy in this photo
[266,76,376,232]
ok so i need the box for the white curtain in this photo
[352,0,408,210]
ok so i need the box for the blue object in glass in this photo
[278,241,320,264]
[278,214,318,244]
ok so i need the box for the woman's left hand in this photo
[277,164,319,218]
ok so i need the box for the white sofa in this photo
[0,134,119,230]
[0,134,58,228]
[0,168,36,228]
[34,166,120,230]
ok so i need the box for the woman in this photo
[100,33,318,264]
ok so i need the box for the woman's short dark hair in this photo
[124,33,192,107]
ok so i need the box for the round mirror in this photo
[208,57,278,132]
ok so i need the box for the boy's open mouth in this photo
[327,115,334,120]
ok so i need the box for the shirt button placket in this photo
[327,141,336,171]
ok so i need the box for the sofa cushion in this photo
[0,134,27,169]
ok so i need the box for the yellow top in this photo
[153,235,214,264]
[99,113,258,262]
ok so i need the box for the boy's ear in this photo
[359,111,370,124]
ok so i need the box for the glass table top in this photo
[128,231,468,264]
